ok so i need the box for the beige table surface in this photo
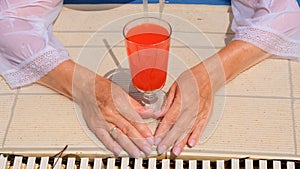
[0,3,300,161]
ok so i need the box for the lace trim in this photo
[233,27,300,59]
[2,48,70,88]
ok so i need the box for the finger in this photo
[187,119,206,148]
[155,83,178,118]
[128,95,155,119]
[156,103,198,154]
[93,127,122,155]
[101,101,154,152]
[111,87,154,139]
[110,116,153,155]
[119,114,154,144]
[156,124,189,155]
[154,97,181,145]
[172,135,189,157]
[188,98,213,147]
[156,105,199,153]
[109,126,144,158]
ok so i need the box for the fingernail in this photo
[132,150,141,158]
[113,146,122,155]
[138,107,153,113]
[137,107,147,113]
[188,138,196,147]
[154,110,162,117]
[158,145,167,154]
[154,137,161,146]
[143,145,152,156]
[172,147,182,156]
[147,137,154,145]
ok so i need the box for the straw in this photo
[143,0,148,13]
[159,0,165,18]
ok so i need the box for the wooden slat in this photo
[202,160,210,169]
[120,157,129,169]
[287,161,295,169]
[245,159,253,169]
[216,160,224,169]
[231,159,239,169]
[66,158,76,169]
[79,158,89,169]
[175,159,183,169]
[161,159,170,169]
[106,158,115,169]
[148,158,157,169]
[134,158,143,169]
[259,160,268,169]
[13,156,22,169]
[39,157,49,169]
[0,155,7,169]
[53,158,62,169]
[188,160,197,169]
[273,161,281,169]
[93,158,103,169]
[25,157,36,169]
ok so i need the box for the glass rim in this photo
[123,16,172,46]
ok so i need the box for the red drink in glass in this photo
[123,17,171,110]
[125,22,170,91]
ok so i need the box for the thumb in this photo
[129,96,155,119]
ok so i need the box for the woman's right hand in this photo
[38,60,154,158]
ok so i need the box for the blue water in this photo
[167,0,230,5]
[64,0,299,6]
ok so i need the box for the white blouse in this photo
[231,0,300,59]
[0,0,299,88]
[0,0,70,88]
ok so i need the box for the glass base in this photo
[142,90,166,112]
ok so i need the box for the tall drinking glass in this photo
[123,17,172,111]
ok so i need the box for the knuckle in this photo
[113,132,122,141]
[121,125,134,135]
[162,115,177,126]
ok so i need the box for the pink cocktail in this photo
[123,17,172,110]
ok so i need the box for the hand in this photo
[154,63,214,156]
[38,60,154,158]
[76,77,154,158]
[154,40,271,156]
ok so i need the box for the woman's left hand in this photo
[154,40,271,156]
[154,63,214,156]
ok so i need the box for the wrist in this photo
[191,56,226,93]
[193,40,271,93]
[37,60,74,99]
[218,40,271,82]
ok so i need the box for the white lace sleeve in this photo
[231,0,300,59]
[0,0,71,88]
